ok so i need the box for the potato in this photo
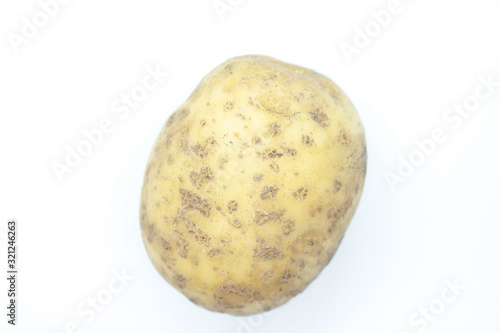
[140,55,367,316]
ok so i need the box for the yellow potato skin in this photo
[140,55,367,316]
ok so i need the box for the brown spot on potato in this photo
[178,125,192,152]
[173,211,187,227]
[172,274,187,289]
[258,146,297,160]
[294,234,324,257]
[260,185,279,200]
[338,130,351,146]
[180,189,211,217]
[191,144,207,158]
[259,148,283,159]
[302,135,314,146]
[218,284,256,300]
[333,180,342,193]
[268,122,281,136]
[165,133,174,149]
[309,107,330,127]
[309,206,323,217]
[214,284,259,311]
[161,238,171,251]
[223,101,234,111]
[292,187,308,200]
[146,224,157,243]
[192,256,200,267]
[191,137,217,159]
[251,136,262,145]
[254,209,285,225]
[145,162,155,180]
[193,232,211,247]
[178,108,190,119]
[159,251,175,266]
[227,200,238,213]
[278,270,293,283]
[282,219,296,236]
[253,244,283,260]
[284,146,297,156]
[269,162,280,174]
[229,220,242,228]
[190,167,214,189]
[166,108,190,127]
[261,270,276,283]
[327,200,351,221]
[207,248,222,257]
[172,230,189,258]
[253,173,264,182]
[218,157,228,170]
[173,211,211,247]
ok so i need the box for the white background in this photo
[1,0,499,332]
